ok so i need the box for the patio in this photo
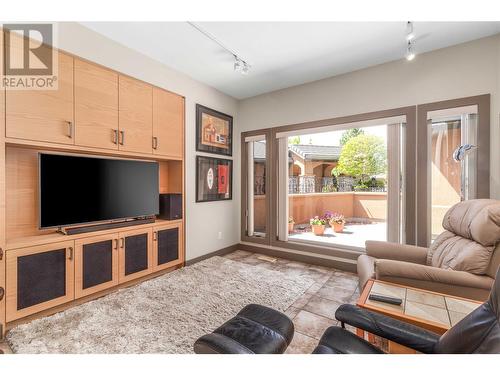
[288,222,387,249]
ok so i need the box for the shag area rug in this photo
[7,256,314,354]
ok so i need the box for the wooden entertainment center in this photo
[0,30,185,336]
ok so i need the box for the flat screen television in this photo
[39,153,159,228]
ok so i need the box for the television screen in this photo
[39,153,159,228]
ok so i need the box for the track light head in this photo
[406,21,415,41]
[406,41,416,61]
[234,55,251,75]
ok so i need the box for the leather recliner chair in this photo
[358,199,500,301]
[313,267,500,354]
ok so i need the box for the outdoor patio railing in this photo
[288,176,386,194]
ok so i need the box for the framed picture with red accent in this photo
[196,156,233,202]
[196,104,233,156]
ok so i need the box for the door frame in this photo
[416,94,490,247]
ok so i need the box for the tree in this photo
[340,128,364,146]
[334,134,387,180]
[288,136,301,145]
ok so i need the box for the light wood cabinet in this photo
[118,227,153,283]
[118,75,153,154]
[153,88,184,158]
[75,233,119,299]
[74,59,119,150]
[5,241,75,322]
[152,222,184,272]
[5,50,75,145]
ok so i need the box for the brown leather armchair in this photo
[357,199,500,301]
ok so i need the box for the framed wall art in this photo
[196,104,233,156]
[196,156,233,202]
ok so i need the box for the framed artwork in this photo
[196,104,233,156]
[196,156,233,202]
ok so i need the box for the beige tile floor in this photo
[223,250,359,354]
[0,249,359,354]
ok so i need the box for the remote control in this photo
[368,293,403,306]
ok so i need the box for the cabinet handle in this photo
[120,238,124,248]
[0,247,3,261]
[119,130,125,145]
[114,238,118,250]
[152,136,158,150]
[68,247,73,260]
[113,129,118,144]
[67,121,74,138]
[0,287,4,302]
[153,231,157,241]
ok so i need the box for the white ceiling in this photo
[81,22,500,99]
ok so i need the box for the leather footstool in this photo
[194,304,294,354]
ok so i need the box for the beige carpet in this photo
[7,256,314,354]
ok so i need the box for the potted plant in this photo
[323,211,334,226]
[329,212,346,233]
[288,217,295,233]
[310,216,326,236]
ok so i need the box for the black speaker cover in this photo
[157,228,179,265]
[124,233,149,276]
[83,240,113,289]
[17,249,66,310]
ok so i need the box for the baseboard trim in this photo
[185,244,240,266]
[238,243,357,273]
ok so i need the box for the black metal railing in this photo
[288,176,386,194]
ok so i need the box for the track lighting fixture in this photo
[233,55,251,75]
[188,22,252,75]
[406,41,415,61]
[405,21,416,61]
[406,21,415,41]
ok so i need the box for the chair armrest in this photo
[375,260,494,291]
[335,304,440,353]
[365,241,428,264]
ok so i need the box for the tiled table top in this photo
[361,280,482,331]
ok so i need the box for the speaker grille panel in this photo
[17,249,66,310]
[124,233,148,276]
[157,228,179,265]
[83,239,113,289]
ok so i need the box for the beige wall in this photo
[238,34,500,198]
[56,23,240,261]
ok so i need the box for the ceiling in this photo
[81,22,500,99]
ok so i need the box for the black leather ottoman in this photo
[194,304,294,354]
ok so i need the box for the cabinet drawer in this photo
[153,223,184,272]
[6,241,75,322]
[75,233,119,299]
[118,228,153,283]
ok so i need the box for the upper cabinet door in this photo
[153,88,184,158]
[74,59,119,150]
[5,41,74,145]
[118,75,153,154]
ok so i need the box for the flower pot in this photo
[332,222,345,233]
[288,222,295,233]
[311,224,325,236]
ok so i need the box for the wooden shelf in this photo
[5,218,183,251]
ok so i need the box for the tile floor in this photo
[223,249,360,354]
[0,249,360,354]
